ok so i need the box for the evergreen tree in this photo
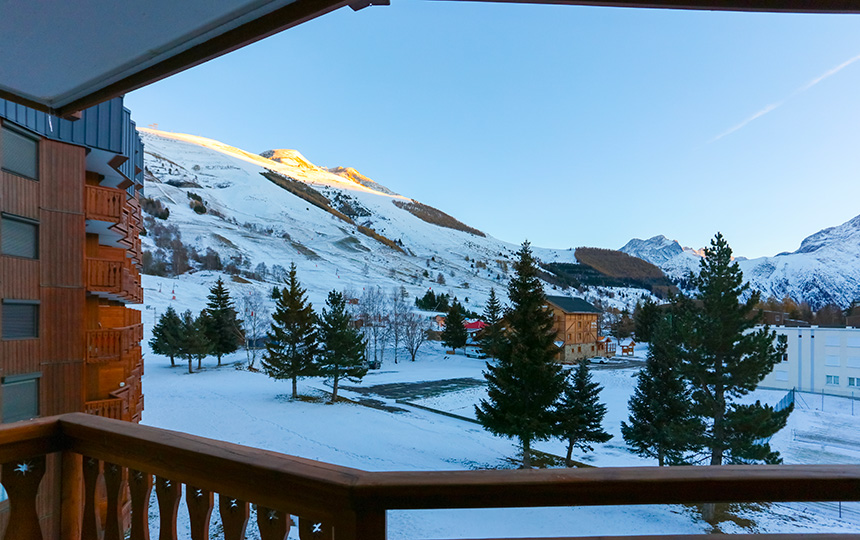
[479,288,505,360]
[476,241,566,468]
[682,233,790,467]
[177,310,211,373]
[262,263,318,398]
[149,306,182,367]
[202,277,243,366]
[555,360,612,467]
[317,290,367,403]
[441,301,467,353]
[633,299,663,343]
[622,315,700,465]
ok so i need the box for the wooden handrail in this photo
[57,413,363,522]
[1,415,860,539]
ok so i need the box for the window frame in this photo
[0,213,39,259]
[0,123,40,181]
[1,299,40,340]
[825,374,840,386]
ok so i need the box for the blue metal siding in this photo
[0,97,143,187]
[0,97,131,155]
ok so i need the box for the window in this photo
[0,124,38,180]
[826,355,841,367]
[1,214,38,258]
[775,370,789,382]
[849,377,857,387]
[1,373,39,423]
[781,353,788,363]
[826,375,840,386]
[2,301,39,339]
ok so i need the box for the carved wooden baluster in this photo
[257,506,290,540]
[82,457,102,540]
[129,470,153,540]
[299,515,334,540]
[1,454,46,539]
[219,495,250,540]
[155,476,181,540]
[103,462,125,540]
[186,486,214,540]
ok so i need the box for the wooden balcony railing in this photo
[84,398,124,420]
[86,258,143,303]
[85,185,124,223]
[1,414,859,540]
[86,324,143,363]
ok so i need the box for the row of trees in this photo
[262,264,367,402]
[150,278,244,373]
[476,234,790,485]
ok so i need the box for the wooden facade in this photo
[546,295,601,363]
[0,102,143,538]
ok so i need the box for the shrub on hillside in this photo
[141,197,170,220]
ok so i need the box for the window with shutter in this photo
[1,373,40,423]
[0,125,39,180]
[2,301,39,339]
[1,214,38,259]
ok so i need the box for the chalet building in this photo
[545,295,600,363]
[0,97,144,425]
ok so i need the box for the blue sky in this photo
[126,3,860,259]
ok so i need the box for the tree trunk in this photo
[522,438,532,469]
[198,357,202,370]
[331,376,339,404]
[217,354,222,367]
[658,451,664,467]
[292,377,298,399]
[170,355,175,367]
[565,441,574,468]
[188,358,193,374]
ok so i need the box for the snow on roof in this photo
[545,295,600,314]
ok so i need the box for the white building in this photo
[759,326,860,398]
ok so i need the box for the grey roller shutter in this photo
[1,126,39,180]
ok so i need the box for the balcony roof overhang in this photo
[1,0,859,117]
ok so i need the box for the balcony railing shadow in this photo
[1,414,859,540]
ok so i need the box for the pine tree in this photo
[441,301,467,353]
[149,306,182,367]
[555,360,612,467]
[476,241,566,468]
[177,310,211,373]
[682,233,790,467]
[317,290,367,403]
[262,263,318,399]
[202,277,243,366]
[622,315,700,465]
[479,288,505,360]
[633,299,662,343]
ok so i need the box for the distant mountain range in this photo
[620,216,860,309]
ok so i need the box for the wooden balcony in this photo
[1,414,859,540]
[86,258,143,303]
[86,324,143,364]
[83,398,124,420]
[85,185,124,223]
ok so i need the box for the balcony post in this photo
[60,452,83,540]
[334,509,386,540]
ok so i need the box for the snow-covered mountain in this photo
[620,217,860,309]
[139,129,647,314]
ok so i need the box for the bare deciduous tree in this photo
[402,311,430,362]
[239,287,269,370]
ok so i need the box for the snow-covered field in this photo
[138,293,860,537]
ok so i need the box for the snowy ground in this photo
[139,313,860,537]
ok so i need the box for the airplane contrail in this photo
[708,52,860,144]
